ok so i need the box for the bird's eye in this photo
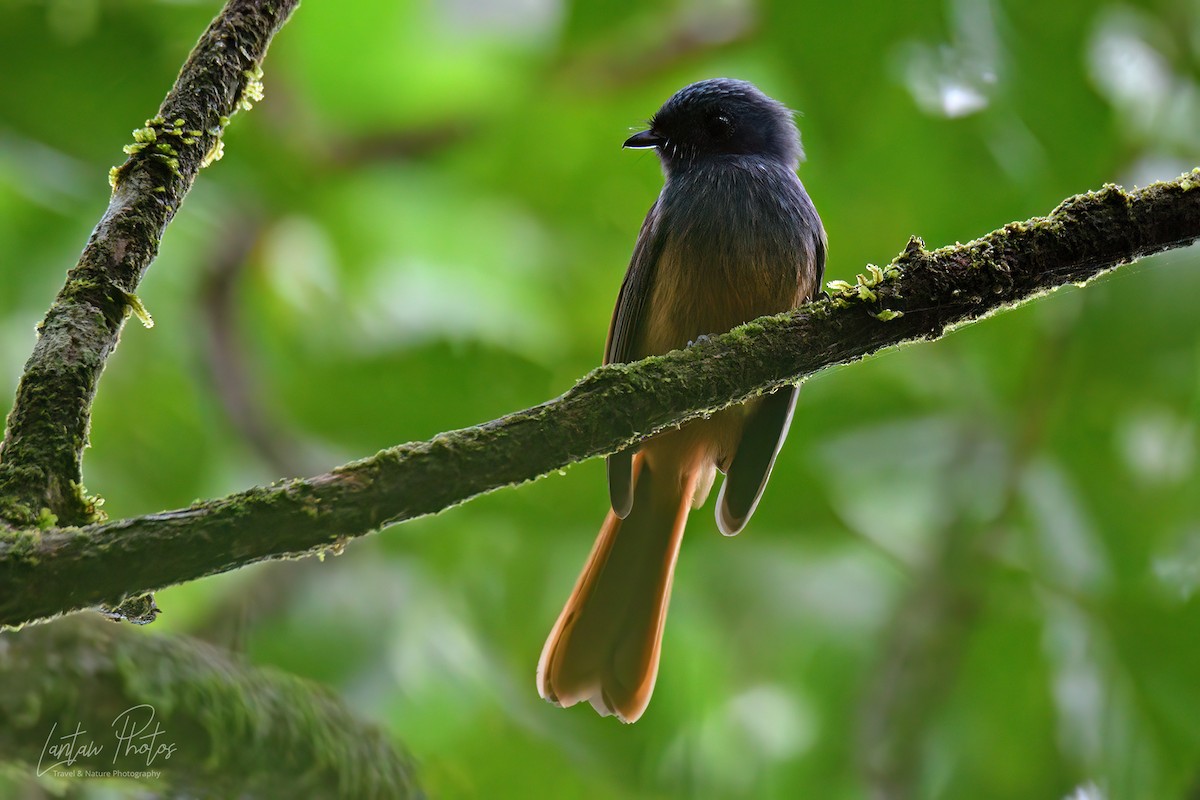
[707,113,734,140]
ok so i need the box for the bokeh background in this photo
[2,0,1200,797]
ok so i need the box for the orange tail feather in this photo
[537,455,697,723]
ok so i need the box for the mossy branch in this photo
[1,171,1198,628]
[0,616,421,798]
[0,0,297,529]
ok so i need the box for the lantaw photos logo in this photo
[37,704,178,780]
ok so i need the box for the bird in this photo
[537,78,826,723]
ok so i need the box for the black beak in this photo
[623,130,665,149]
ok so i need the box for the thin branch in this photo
[1,172,1198,628]
[0,616,421,798]
[0,0,297,528]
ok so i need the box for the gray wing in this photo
[605,200,666,519]
[715,386,798,535]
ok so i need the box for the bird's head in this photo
[624,78,803,171]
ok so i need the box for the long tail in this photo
[537,454,696,723]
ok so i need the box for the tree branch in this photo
[0,616,421,798]
[0,0,297,529]
[2,171,1198,627]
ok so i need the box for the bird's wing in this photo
[715,385,798,535]
[604,200,667,518]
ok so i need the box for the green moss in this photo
[35,508,57,530]
[806,298,833,319]
[63,276,104,295]
[5,528,43,565]
[150,152,182,176]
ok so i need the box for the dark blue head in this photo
[624,79,802,171]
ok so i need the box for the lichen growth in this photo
[201,137,225,168]
[122,291,155,329]
[194,63,266,170]
[238,64,265,112]
[315,537,350,563]
[98,593,160,625]
[826,261,902,309]
[73,482,107,524]
[112,115,195,187]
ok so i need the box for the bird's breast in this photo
[636,162,815,357]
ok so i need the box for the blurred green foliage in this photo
[2,0,1199,797]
